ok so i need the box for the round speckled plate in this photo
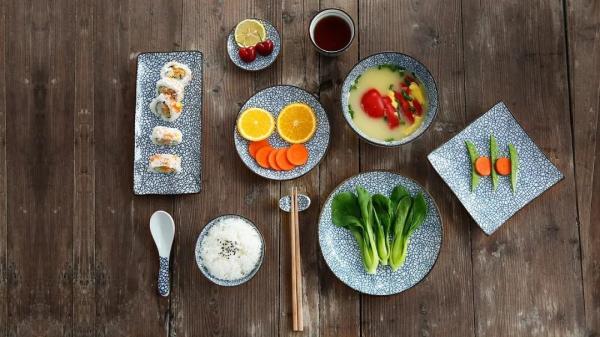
[341,52,438,147]
[195,214,265,287]
[318,171,443,295]
[234,85,330,180]
[227,19,281,71]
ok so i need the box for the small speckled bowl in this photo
[318,171,443,295]
[195,214,265,287]
[341,52,438,147]
[227,19,281,71]
[234,85,331,180]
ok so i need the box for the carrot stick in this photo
[474,156,492,176]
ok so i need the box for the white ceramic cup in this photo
[309,8,355,56]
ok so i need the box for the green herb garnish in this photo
[348,104,355,119]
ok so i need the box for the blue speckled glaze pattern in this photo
[427,102,564,235]
[318,171,443,296]
[234,86,330,180]
[341,52,438,146]
[134,51,203,195]
[195,214,265,287]
[278,194,311,212]
[158,256,170,296]
[227,19,281,71]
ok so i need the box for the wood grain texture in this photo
[357,1,475,337]
[278,0,320,335]
[567,0,600,335]
[171,0,279,336]
[93,0,178,335]
[1,0,597,335]
[462,0,585,336]
[0,0,6,334]
[6,0,76,335]
[316,1,360,337]
[73,0,95,335]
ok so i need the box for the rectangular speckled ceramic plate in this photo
[133,51,202,195]
[427,102,563,235]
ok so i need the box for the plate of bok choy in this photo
[318,171,442,295]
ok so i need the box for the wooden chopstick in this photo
[293,187,304,331]
[290,187,298,331]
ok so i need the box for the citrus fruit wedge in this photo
[276,103,317,144]
[237,107,275,141]
[234,19,266,48]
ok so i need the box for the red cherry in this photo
[238,46,256,62]
[360,89,385,118]
[255,39,274,56]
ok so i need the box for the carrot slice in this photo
[268,149,281,170]
[495,157,511,176]
[249,140,270,158]
[474,156,492,176]
[287,144,309,166]
[255,146,273,169]
[276,148,295,171]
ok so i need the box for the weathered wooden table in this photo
[1,0,599,336]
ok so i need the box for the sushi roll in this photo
[156,77,185,101]
[150,126,183,146]
[149,94,183,122]
[160,61,192,86]
[148,154,182,174]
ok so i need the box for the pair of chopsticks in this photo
[290,187,304,331]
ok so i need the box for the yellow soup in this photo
[348,66,427,142]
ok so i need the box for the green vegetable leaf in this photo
[372,194,393,264]
[348,104,355,119]
[331,191,361,228]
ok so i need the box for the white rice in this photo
[200,217,262,281]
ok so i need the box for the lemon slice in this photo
[277,103,317,144]
[237,107,275,141]
[234,19,266,47]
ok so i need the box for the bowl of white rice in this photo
[195,214,265,286]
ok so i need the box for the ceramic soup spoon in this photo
[150,210,175,297]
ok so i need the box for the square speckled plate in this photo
[134,51,203,195]
[427,102,563,235]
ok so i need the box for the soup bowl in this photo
[341,52,438,147]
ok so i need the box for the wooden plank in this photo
[278,0,319,336]
[462,0,585,336]
[566,0,600,334]
[171,0,279,336]
[358,1,475,337]
[315,1,361,337]
[93,0,181,335]
[0,0,6,334]
[73,0,95,335]
[6,0,75,335]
